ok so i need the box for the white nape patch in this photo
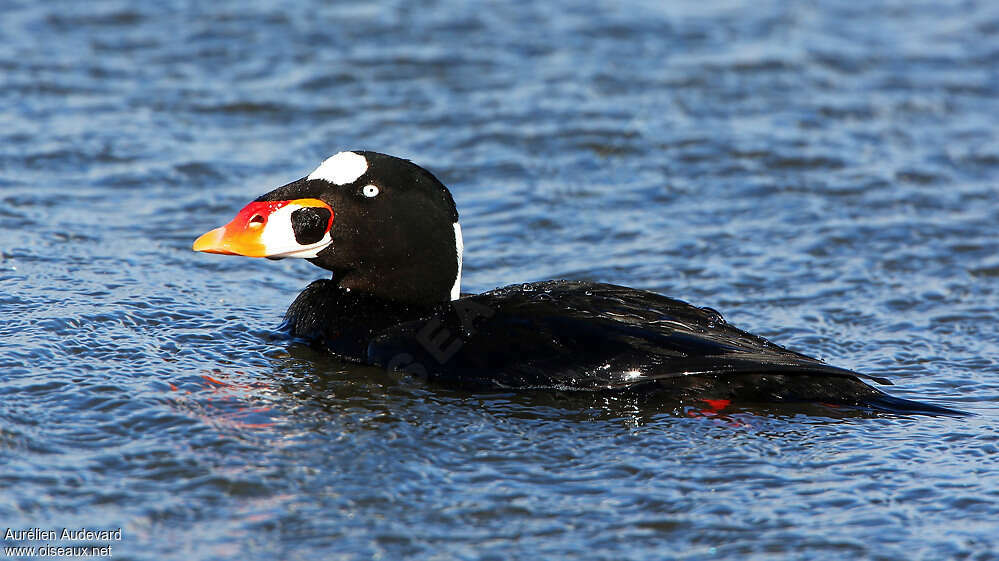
[261,204,332,258]
[307,151,368,185]
[450,222,463,300]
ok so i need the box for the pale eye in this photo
[362,184,379,198]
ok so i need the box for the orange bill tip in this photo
[192,226,235,254]
[193,198,333,258]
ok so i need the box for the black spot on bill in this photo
[291,207,331,245]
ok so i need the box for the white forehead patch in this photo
[307,151,368,185]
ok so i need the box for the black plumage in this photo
[197,151,964,415]
[285,278,959,414]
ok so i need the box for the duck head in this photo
[194,151,462,306]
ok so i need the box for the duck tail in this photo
[864,394,969,416]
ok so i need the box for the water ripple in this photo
[2,0,999,559]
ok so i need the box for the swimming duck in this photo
[194,151,961,414]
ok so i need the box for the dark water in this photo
[3,1,999,559]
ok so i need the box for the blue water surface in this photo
[2,1,998,559]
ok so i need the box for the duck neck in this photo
[321,221,463,307]
[283,279,433,360]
